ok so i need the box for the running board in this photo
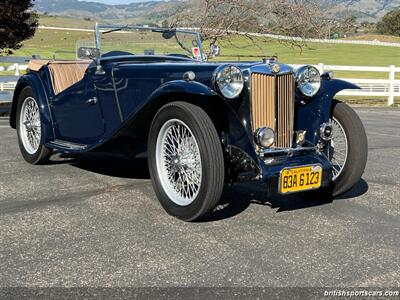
[49,139,89,151]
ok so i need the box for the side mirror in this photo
[210,43,220,57]
[162,30,176,40]
[77,47,100,60]
[77,47,105,75]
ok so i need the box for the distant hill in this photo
[35,0,181,24]
[320,0,400,21]
[35,0,400,22]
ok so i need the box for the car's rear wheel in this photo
[148,102,225,221]
[329,101,368,196]
[16,86,52,164]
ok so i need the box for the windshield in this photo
[93,25,206,61]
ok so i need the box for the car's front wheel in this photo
[148,102,225,221]
[329,101,368,196]
[16,86,52,164]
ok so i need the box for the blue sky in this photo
[83,0,162,3]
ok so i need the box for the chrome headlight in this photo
[214,65,244,99]
[295,65,321,97]
[254,127,275,148]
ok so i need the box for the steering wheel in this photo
[102,51,134,58]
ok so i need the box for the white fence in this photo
[0,82,17,91]
[0,63,399,106]
[290,64,399,106]
[39,26,400,48]
[244,32,400,48]
[180,27,400,48]
[0,64,28,76]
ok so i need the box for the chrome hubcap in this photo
[329,117,348,180]
[19,97,41,155]
[156,119,202,206]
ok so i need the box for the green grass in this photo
[210,36,400,79]
[39,15,95,29]
[6,16,400,81]
[336,96,400,107]
[13,29,93,59]
[2,15,400,107]
[342,34,400,43]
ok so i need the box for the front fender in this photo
[296,78,360,144]
[10,73,54,142]
[124,79,259,166]
[323,78,360,99]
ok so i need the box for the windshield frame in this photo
[94,23,207,61]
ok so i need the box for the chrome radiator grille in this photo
[251,73,295,148]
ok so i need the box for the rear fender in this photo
[10,73,54,143]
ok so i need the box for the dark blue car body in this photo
[10,54,359,191]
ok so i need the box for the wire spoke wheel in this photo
[19,97,41,155]
[156,119,202,206]
[149,102,225,221]
[329,117,348,181]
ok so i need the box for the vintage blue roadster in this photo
[10,24,368,221]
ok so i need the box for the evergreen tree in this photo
[377,9,400,36]
[0,0,38,55]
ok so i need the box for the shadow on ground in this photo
[55,153,369,222]
[201,178,369,222]
[58,153,150,179]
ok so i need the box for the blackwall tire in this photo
[331,101,368,196]
[148,101,225,221]
[16,86,52,165]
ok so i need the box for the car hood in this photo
[108,56,294,90]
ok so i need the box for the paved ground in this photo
[0,76,20,82]
[0,107,399,288]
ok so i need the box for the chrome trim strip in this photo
[94,24,207,62]
[50,139,88,150]
[262,146,317,155]
[111,66,124,122]
[95,22,101,50]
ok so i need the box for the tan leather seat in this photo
[28,60,91,95]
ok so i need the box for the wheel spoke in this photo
[330,117,348,181]
[156,119,202,206]
[19,97,41,155]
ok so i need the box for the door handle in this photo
[86,97,98,105]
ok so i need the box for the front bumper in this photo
[258,150,332,194]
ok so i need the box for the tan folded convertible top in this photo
[28,60,91,95]
[27,60,51,72]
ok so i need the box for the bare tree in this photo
[170,0,337,56]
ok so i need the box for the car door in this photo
[50,69,105,143]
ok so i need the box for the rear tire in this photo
[330,101,368,196]
[16,86,52,165]
[148,102,225,221]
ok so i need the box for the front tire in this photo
[148,102,225,221]
[330,101,368,196]
[16,86,52,164]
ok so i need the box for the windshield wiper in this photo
[103,25,129,35]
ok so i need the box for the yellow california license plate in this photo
[280,165,322,194]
